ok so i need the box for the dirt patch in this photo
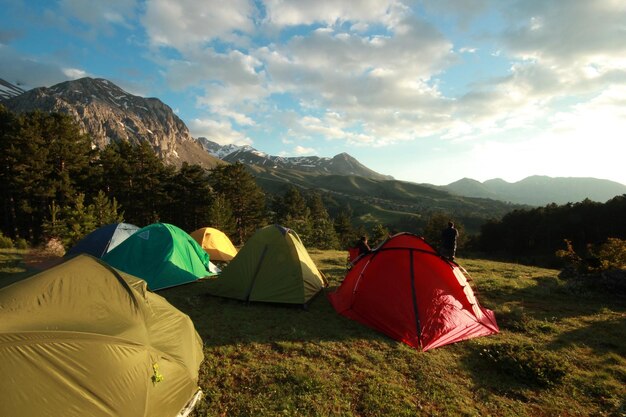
[23,249,64,271]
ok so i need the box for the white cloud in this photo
[188,118,253,146]
[59,0,138,26]
[502,1,626,65]
[164,49,263,91]
[294,145,317,155]
[496,0,626,101]
[430,84,626,185]
[254,12,456,144]
[142,0,255,50]
[142,0,626,179]
[63,68,88,79]
[439,0,626,145]
[263,0,408,28]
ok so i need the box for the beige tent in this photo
[0,254,204,417]
[206,224,327,305]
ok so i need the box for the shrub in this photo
[480,341,567,387]
[0,232,14,249]
[593,238,626,270]
[14,238,29,249]
[557,238,626,274]
[557,238,626,294]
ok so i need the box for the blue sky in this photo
[1,0,625,185]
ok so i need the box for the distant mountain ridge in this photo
[198,137,394,181]
[442,176,626,205]
[2,77,222,169]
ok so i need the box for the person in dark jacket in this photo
[440,221,459,261]
[356,235,371,256]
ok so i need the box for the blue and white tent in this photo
[66,223,140,258]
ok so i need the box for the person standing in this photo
[441,221,459,261]
[356,235,371,256]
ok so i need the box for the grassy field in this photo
[1,249,624,416]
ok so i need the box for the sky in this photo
[1,0,625,186]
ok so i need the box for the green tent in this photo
[103,222,214,291]
[206,224,328,305]
[0,254,204,417]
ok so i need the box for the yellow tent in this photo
[0,254,204,417]
[190,227,238,262]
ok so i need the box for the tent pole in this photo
[245,245,268,304]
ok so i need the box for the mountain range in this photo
[197,137,393,180]
[1,76,624,229]
[440,176,626,206]
[198,137,626,206]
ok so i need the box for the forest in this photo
[1,105,624,267]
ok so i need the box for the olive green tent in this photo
[103,222,216,291]
[0,254,204,417]
[206,224,327,305]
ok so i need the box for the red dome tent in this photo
[328,233,499,351]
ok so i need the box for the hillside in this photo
[443,176,626,206]
[2,249,624,417]
[2,77,223,170]
[247,165,522,234]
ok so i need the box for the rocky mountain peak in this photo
[2,77,222,169]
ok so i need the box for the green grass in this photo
[1,249,624,416]
[0,249,33,288]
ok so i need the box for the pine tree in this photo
[61,193,97,248]
[208,193,237,240]
[164,163,212,231]
[1,110,92,242]
[209,163,266,245]
[307,192,339,249]
[130,141,174,225]
[41,201,67,242]
[91,190,124,226]
[334,210,355,249]
[0,105,21,239]
[274,186,313,244]
[98,141,173,226]
[42,113,93,204]
[370,222,390,247]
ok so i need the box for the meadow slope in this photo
[1,249,624,416]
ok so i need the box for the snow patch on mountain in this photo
[0,79,26,100]
[196,137,394,180]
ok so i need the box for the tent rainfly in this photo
[206,224,327,305]
[0,254,204,417]
[327,233,499,351]
[103,223,216,291]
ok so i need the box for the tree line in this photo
[478,196,626,266]
[0,106,388,250]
